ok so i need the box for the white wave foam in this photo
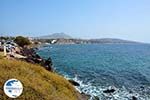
[64,75,150,100]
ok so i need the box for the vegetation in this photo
[0,36,15,41]
[0,59,79,100]
[0,52,4,59]
[14,36,31,47]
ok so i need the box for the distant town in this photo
[0,33,140,50]
[34,33,139,44]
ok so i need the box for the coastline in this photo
[0,44,90,100]
[33,46,91,100]
[36,44,150,100]
[18,45,91,100]
[2,43,148,100]
[0,41,149,100]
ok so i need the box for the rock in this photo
[132,96,138,100]
[19,47,53,71]
[10,55,14,58]
[129,91,133,94]
[35,54,41,59]
[103,88,116,93]
[44,57,53,71]
[140,86,144,90]
[77,92,90,100]
[34,47,38,50]
[25,58,35,63]
[21,47,34,56]
[33,58,43,64]
[92,96,99,100]
[68,80,80,86]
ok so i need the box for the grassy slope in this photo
[0,59,79,100]
[0,52,4,59]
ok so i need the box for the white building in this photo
[51,39,57,44]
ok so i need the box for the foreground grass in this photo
[0,59,78,100]
[0,51,4,59]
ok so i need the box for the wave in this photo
[64,75,150,100]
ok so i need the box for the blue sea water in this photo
[37,44,150,100]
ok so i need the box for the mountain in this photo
[35,37,140,44]
[87,38,139,44]
[36,33,72,39]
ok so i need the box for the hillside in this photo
[36,33,72,39]
[87,38,139,44]
[0,59,80,100]
[35,38,139,44]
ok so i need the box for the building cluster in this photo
[0,39,20,57]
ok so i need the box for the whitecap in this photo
[64,74,150,100]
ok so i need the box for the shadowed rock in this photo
[132,96,138,100]
[44,57,53,71]
[68,80,80,86]
[20,47,53,71]
[92,96,99,100]
[103,88,115,93]
[78,92,90,100]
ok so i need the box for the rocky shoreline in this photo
[7,46,141,100]
[29,47,140,100]
[19,47,53,71]
[20,47,128,100]
[18,47,91,100]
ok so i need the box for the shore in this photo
[24,47,91,100]
[1,45,91,100]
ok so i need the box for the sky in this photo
[0,0,150,43]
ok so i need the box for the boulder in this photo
[68,80,80,86]
[92,96,99,100]
[44,57,53,71]
[132,96,137,100]
[78,92,90,100]
[103,88,115,93]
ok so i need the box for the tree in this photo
[0,36,10,40]
[14,36,31,47]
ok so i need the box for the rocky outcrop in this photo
[68,80,80,86]
[43,57,53,71]
[103,88,116,93]
[19,47,92,99]
[92,96,99,100]
[77,92,90,100]
[20,47,53,71]
[132,96,138,100]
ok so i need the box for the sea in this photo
[37,43,150,100]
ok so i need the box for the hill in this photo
[35,38,139,44]
[36,33,72,39]
[87,38,139,44]
[0,59,80,100]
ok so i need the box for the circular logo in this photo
[4,79,23,98]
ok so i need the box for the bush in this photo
[14,36,31,47]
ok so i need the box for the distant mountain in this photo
[87,38,139,44]
[36,33,72,39]
[34,37,140,44]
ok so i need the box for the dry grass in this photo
[0,51,4,59]
[0,59,78,100]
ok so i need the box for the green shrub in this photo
[14,36,31,47]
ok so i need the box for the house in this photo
[51,39,57,44]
